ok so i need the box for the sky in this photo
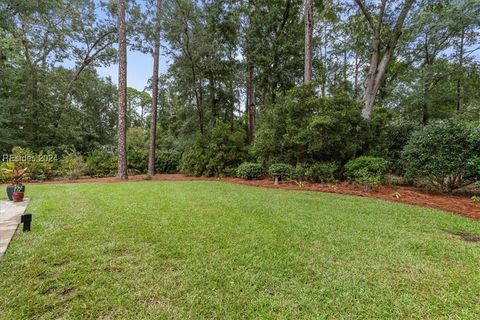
[96,48,170,92]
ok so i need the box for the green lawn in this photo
[1,181,479,319]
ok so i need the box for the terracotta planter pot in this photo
[12,191,25,202]
[6,185,24,201]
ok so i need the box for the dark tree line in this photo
[1,0,479,178]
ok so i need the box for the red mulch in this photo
[12,174,480,221]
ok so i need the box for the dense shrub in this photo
[60,153,86,180]
[85,149,117,177]
[294,163,310,181]
[127,148,148,174]
[0,162,13,183]
[180,124,246,177]
[344,156,389,189]
[127,128,148,174]
[268,163,294,181]
[368,120,418,174]
[253,85,363,165]
[305,162,339,183]
[401,120,479,191]
[468,157,480,178]
[179,147,207,177]
[155,150,181,173]
[9,147,57,181]
[237,163,264,180]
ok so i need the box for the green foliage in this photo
[369,120,418,174]
[401,120,478,191]
[305,162,339,183]
[253,85,363,165]
[155,150,181,174]
[237,163,264,180]
[268,163,294,181]
[468,157,480,180]
[0,163,8,183]
[127,148,148,174]
[10,147,57,181]
[344,156,389,189]
[127,128,149,174]
[179,147,207,177]
[179,124,246,177]
[85,149,117,177]
[294,163,310,181]
[59,153,86,180]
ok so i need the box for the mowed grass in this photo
[1,181,479,319]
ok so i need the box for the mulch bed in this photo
[10,174,480,221]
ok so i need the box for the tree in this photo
[304,0,313,83]
[354,0,416,119]
[245,0,256,143]
[117,0,128,180]
[148,0,162,176]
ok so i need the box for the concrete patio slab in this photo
[0,200,29,260]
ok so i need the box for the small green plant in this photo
[236,163,264,180]
[392,191,401,199]
[344,156,389,191]
[472,196,480,203]
[268,163,294,181]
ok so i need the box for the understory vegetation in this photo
[1,0,479,193]
[2,101,479,192]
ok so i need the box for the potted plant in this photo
[2,167,28,201]
[12,184,25,202]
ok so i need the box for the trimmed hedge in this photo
[237,163,264,180]
[344,156,388,189]
[268,163,294,181]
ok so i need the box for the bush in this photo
[155,150,181,173]
[127,128,149,174]
[237,163,264,180]
[127,147,148,174]
[0,162,14,183]
[294,163,310,181]
[253,85,363,164]
[305,162,339,183]
[344,156,389,189]
[179,124,246,177]
[179,147,207,177]
[10,147,57,181]
[401,120,479,191]
[468,157,480,180]
[268,163,294,181]
[85,149,117,177]
[368,121,418,175]
[60,153,86,180]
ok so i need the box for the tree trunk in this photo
[148,0,162,177]
[355,0,415,119]
[456,27,465,112]
[354,52,359,98]
[209,74,216,126]
[246,65,256,144]
[304,0,313,83]
[117,0,128,180]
